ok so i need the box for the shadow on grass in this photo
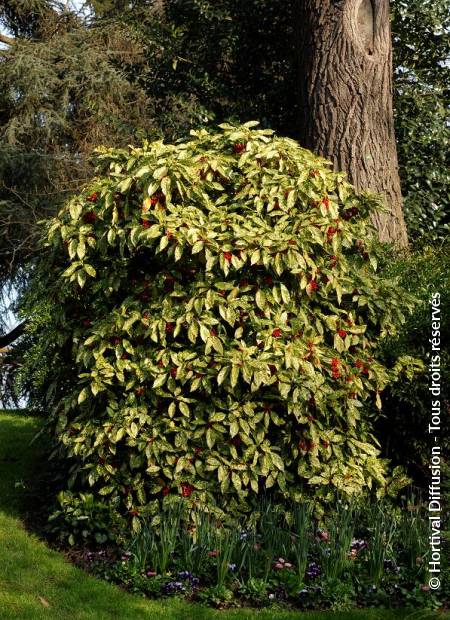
[0,412,45,517]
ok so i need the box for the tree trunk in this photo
[296,0,408,247]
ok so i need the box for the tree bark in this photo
[296,0,408,247]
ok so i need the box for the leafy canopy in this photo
[27,124,417,528]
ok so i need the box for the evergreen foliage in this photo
[24,124,416,523]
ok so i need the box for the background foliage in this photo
[0,0,448,298]
[376,241,449,485]
[392,0,449,239]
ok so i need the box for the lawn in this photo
[0,410,447,620]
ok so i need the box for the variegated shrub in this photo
[38,123,415,526]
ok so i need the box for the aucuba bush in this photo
[31,123,416,527]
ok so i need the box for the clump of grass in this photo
[290,502,312,585]
[319,502,355,581]
[364,502,397,585]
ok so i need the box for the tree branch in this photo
[0,321,27,348]
[0,32,16,46]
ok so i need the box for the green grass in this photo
[0,411,447,620]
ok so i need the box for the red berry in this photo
[87,192,98,202]
[331,358,339,367]
[355,359,364,369]
[223,251,233,262]
[165,322,175,334]
[233,143,245,154]
[141,219,152,228]
[309,279,318,291]
[338,329,347,338]
[272,328,282,338]
[210,328,217,337]
[162,486,170,497]
[170,367,178,378]
[181,483,193,497]
[322,197,330,209]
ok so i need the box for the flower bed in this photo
[75,499,448,611]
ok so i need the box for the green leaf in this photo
[152,375,166,388]
[179,402,190,417]
[231,472,242,492]
[255,290,266,310]
[77,388,88,404]
[230,420,239,437]
[135,165,151,178]
[206,428,216,449]
[69,203,82,220]
[107,228,116,245]
[230,365,240,388]
[217,366,228,385]
[84,264,96,277]
[153,166,168,180]
[271,453,285,471]
[118,177,132,193]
